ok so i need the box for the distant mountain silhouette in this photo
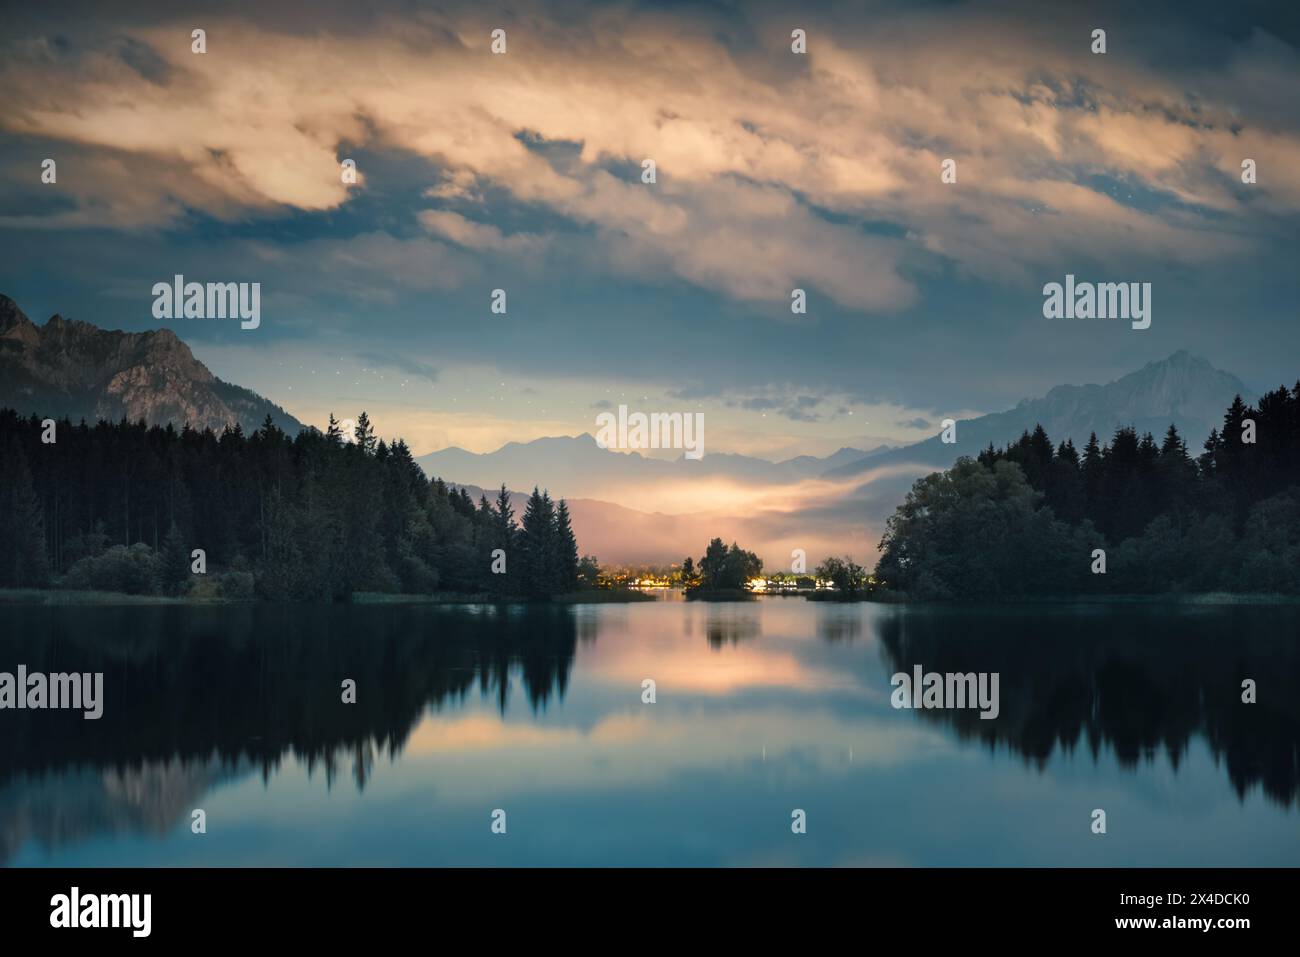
[418,433,875,498]
[0,294,303,434]
[420,353,1252,502]
[419,353,1259,566]
[826,351,1254,479]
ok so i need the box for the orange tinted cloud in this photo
[3,6,1295,310]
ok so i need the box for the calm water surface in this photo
[2,596,1297,866]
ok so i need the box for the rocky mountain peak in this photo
[0,294,35,335]
[0,294,303,434]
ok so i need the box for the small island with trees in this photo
[678,537,873,600]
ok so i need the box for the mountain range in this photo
[420,351,1258,565]
[417,435,878,498]
[420,351,1252,499]
[0,293,1262,566]
[0,294,302,434]
[826,350,1253,479]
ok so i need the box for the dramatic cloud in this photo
[2,0,1298,461]
[3,1,1296,312]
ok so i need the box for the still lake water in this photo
[2,595,1297,866]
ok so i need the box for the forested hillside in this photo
[876,385,1300,599]
[0,409,579,601]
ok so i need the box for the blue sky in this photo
[2,0,1298,457]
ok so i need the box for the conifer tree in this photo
[353,411,377,454]
[554,499,579,593]
[520,487,555,598]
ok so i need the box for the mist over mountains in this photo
[417,435,876,498]
[423,352,1253,500]
[0,296,1262,567]
[422,352,1261,566]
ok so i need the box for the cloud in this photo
[732,395,817,421]
[2,1,1295,317]
[418,209,545,256]
[396,705,949,801]
[262,232,475,302]
[358,353,439,384]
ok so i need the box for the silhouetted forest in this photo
[877,385,1300,598]
[0,600,588,866]
[876,605,1300,807]
[3,599,1296,847]
[0,409,580,600]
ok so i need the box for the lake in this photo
[2,596,1297,866]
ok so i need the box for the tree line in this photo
[876,383,1300,599]
[0,409,584,601]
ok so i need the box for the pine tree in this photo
[493,485,515,539]
[1081,431,1104,519]
[1157,424,1196,517]
[259,414,281,442]
[353,411,377,454]
[1222,395,1249,455]
[539,490,559,594]
[1025,424,1053,487]
[554,499,579,593]
[520,487,557,598]
[1199,428,1221,476]
[1044,436,1085,524]
[481,484,512,595]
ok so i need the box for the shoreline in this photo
[0,587,660,606]
[867,591,1300,607]
[351,589,659,604]
[2,588,1296,608]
